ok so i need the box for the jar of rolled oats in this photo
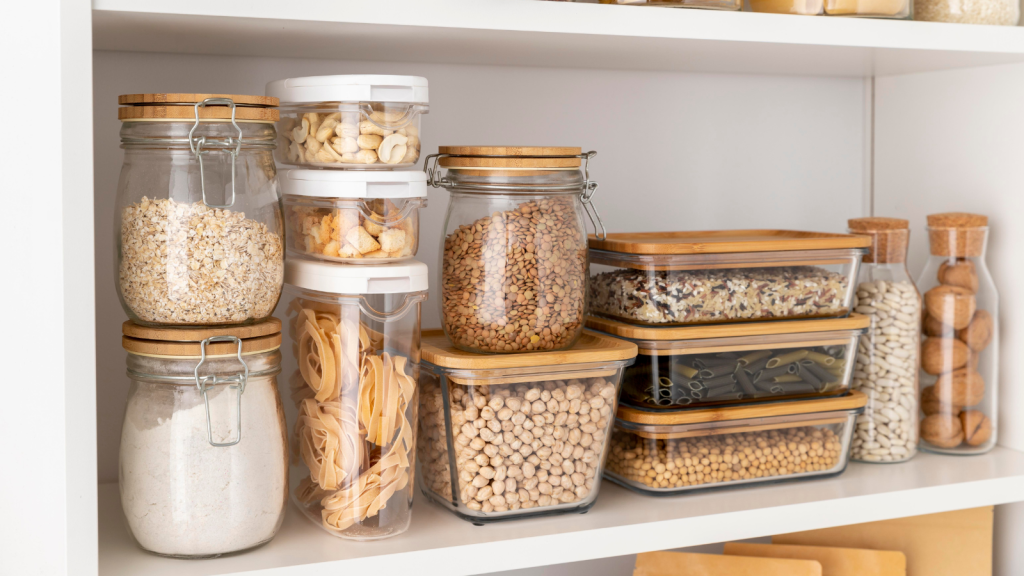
[115,94,285,327]
[425,147,606,355]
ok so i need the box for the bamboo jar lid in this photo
[121,318,282,357]
[438,146,582,169]
[848,217,909,264]
[118,93,280,122]
[926,212,989,258]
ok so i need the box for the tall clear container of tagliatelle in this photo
[847,218,921,463]
[284,259,428,540]
[918,213,998,455]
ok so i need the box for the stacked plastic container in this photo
[267,75,430,540]
[585,231,872,495]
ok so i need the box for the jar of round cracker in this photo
[426,146,606,355]
[283,258,428,539]
[917,213,998,455]
[115,93,284,327]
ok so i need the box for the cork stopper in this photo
[848,217,909,264]
[926,212,988,258]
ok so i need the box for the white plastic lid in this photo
[266,75,429,104]
[279,169,428,199]
[285,259,429,295]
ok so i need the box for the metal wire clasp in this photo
[579,151,606,240]
[193,335,249,448]
[189,97,242,209]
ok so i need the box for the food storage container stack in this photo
[917,213,998,455]
[266,75,433,538]
[114,94,292,556]
[416,145,640,523]
[586,230,875,494]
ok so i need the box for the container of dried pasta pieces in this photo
[587,314,869,410]
[267,75,427,168]
[605,391,866,496]
[417,329,637,523]
[284,258,428,540]
[281,169,425,263]
[588,230,869,327]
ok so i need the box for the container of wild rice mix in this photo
[426,146,607,355]
[588,231,868,327]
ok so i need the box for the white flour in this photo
[119,377,288,557]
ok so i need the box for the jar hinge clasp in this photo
[579,151,606,240]
[189,97,243,209]
[193,335,249,448]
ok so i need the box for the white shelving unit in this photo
[9,1,1024,574]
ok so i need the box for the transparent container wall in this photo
[441,182,589,354]
[599,0,742,9]
[115,121,284,326]
[286,287,424,540]
[918,227,998,455]
[284,195,422,263]
[417,362,627,522]
[621,330,861,410]
[605,410,858,495]
[588,249,863,327]
[119,351,287,557]
[849,230,921,464]
[823,0,910,16]
[276,103,426,169]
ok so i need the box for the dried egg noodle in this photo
[292,302,416,533]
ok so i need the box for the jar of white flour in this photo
[118,319,288,557]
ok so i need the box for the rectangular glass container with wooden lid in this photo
[417,329,637,523]
[588,230,869,327]
[588,314,869,410]
[605,392,867,496]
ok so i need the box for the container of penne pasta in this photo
[417,329,637,523]
[605,391,867,495]
[588,230,869,327]
[587,314,869,410]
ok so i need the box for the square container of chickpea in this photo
[605,392,866,495]
[417,330,637,523]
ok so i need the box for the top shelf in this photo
[92,0,1024,77]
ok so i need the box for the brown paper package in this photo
[724,542,906,576]
[633,551,821,576]
[773,507,993,576]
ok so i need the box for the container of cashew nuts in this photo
[417,329,637,523]
[605,392,866,496]
[267,75,427,168]
[917,213,998,455]
[429,146,606,354]
[283,258,428,540]
[587,314,868,410]
[280,169,425,263]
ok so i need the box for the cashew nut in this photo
[398,124,419,138]
[303,113,321,140]
[316,118,339,142]
[359,120,385,136]
[335,122,359,140]
[354,149,378,164]
[291,117,309,144]
[401,145,420,164]
[357,134,383,150]
[322,138,344,162]
[305,137,322,155]
[331,136,359,154]
[288,140,303,162]
[370,109,404,123]
[341,152,358,163]
[377,134,409,164]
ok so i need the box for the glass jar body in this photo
[850,264,921,463]
[440,171,589,354]
[914,0,1018,24]
[284,195,423,263]
[119,350,287,558]
[115,120,284,326]
[285,287,426,540]
[918,227,998,454]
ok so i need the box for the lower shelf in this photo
[99,447,1024,576]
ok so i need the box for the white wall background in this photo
[875,61,1024,576]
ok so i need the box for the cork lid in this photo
[118,93,280,122]
[587,314,870,342]
[848,217,910,264]
[617,390,867,426]
[848,217,909,231]
[421,329,636,370]
[588,230,870,255]
[927,213,988,229]
[438,146,582,169]
[122,318,282,357]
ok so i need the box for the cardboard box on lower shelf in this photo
[633,551,822,576]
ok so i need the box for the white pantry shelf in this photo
[91,0,1024,77]
[99,447,1024,576]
